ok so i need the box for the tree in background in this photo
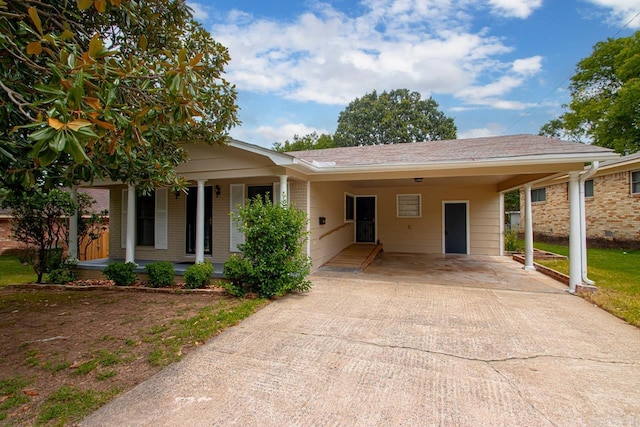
[540,30,640,153]
[272,132,336,152]
[334,89,457,147]
[504,190,520,212]
[1,189,76,283]
[0,0,238,194]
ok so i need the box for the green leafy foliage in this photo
[504,229,518,252]
[273,132,336,152]
[334,89,457,147]
[0,0,238,194]
[540,30,640,153]
[0,188,76,283]
[47,259,77,284]
[183,262,214,289]
[224,196,312,298]
[103,262,137,287]
[145,261,175,288]
[503,189,520,212]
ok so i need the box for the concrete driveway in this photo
[81,254,640,426]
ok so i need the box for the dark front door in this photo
[444,202,467,254]
[356,196,376,243]
[186,186,213,255]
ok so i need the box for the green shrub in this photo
[224,196,312,298]
[44,248,64,272]
[504,229,518,252]
[183,262,214,289]
[48,263,77,284]
[145,261,174,288]
[103,262,137,286]
[220,257,249,297]
[47,258,77,284]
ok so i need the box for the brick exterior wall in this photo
[0,216,20,254]
[519,169,640,245]
[0,188,110,255]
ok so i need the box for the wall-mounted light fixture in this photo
[174,190,181,199]
[319,216,326,225]
[214,185,221,198]
[414,177,423,183]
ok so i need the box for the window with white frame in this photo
[345,193,354,221]
[531,187,546,202]
[632,171,640,194]
[397,194,421,218]
[585,179,594,198]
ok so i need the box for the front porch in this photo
[320,244,384,272]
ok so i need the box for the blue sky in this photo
[188,0,640,148]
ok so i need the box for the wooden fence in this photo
[79,230,109,260]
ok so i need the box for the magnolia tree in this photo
[0,0,238,193]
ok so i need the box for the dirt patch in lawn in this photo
[0,286,266,426]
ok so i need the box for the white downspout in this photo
[579,161,599,285]
[568,172,581,293]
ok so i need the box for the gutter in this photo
[289,152,619,175]
[579,161,599,285]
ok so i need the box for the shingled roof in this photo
[287,135,617,167]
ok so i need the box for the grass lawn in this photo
[0,255,37,286]
[0,254,269,425]
[531,242,640,328]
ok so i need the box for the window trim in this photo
[396,193,422,218]
[632,170,640,195]
[584,179,594,198]
[531,187,546,203]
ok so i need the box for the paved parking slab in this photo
[81,255,640,426]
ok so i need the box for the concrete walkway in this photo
[81,254,640,426]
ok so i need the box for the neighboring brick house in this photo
[520,151,640,247]
[0,188,109,255]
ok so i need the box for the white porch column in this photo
[195,180,205,263]
[523,184,535,270]
[126,184,136,264]
[279,175,289,207]
[68,186,78,261]
[568,171,582,293]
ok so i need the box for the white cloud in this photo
[512,56,543,75]
[586,0,640,28]
[487,0,543,19]
[455,55,542,109]
[187,2,209,22]
[211,1,542,111]
[458,124,505,139]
